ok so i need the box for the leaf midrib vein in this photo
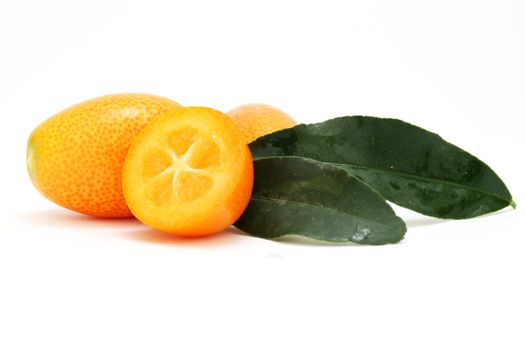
[253,155,511,204]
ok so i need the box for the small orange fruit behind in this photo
[122,107,254,236]
[227,103,296,143]
[27,93,181,218]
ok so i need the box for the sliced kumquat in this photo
[122,107,254,236]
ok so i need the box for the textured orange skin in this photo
[122,107,254,236]
[27,94,181,218]
[227,103,296,143]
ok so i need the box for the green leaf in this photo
[249,116,514,219]
[234,157,406,245]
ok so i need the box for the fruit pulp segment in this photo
[140,127,222,204]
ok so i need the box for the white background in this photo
[1,1,524,349]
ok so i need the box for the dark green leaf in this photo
[234,157,406,245]
[249,116,514,219]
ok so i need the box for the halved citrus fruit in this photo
[122,107,254,236]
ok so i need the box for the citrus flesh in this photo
[227,103,296,143]
[122,107,254,236]
[27,93,181,218]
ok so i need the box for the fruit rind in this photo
[227,103,296,143]
[27,93,181,218]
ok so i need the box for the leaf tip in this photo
[510,199,517,209]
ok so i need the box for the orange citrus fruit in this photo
[227,103,296,143]
[122,106,254,236]
[27,93,181,218]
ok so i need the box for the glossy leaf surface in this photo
[249,116,513,218]
[235,157,406,245]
